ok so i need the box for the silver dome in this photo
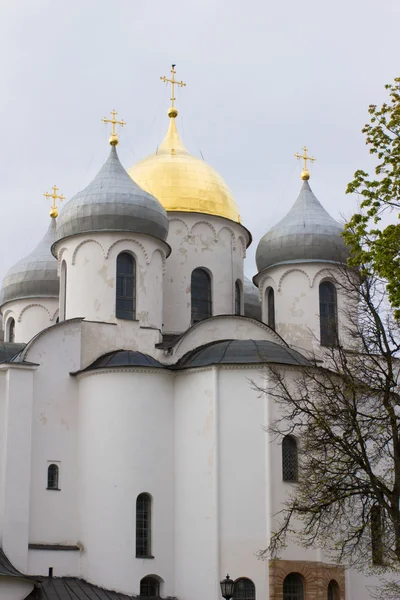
[243,276,261,320]
[256,180,348,272]
[0,219,58,306]
[55,146,169,245]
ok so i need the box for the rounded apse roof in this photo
[55,146,169,246]
[256,180,348,272]
[128,114,241,224]
[0,219,58,306]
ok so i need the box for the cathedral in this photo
[0,67,373,600]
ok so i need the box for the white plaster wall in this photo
[0,579,34,600]
[256,262,354,355]
[164,213,249,334]
[54,232,168,330]
[27,548,80,577]
[23,321,81,569]
[77,369,174,595]
[1,298,59,343]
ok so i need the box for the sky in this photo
[0,0,399,280]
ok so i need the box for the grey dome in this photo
[243,276,261,320]
[55,146,169,245]
[0,219,59,306]
[256,180,348,272]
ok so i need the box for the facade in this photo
[0,90,379,600]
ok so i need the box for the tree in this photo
[344,77,400,317]
[255,264,400,597]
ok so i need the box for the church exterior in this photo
[0,72,378,600]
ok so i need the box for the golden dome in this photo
[128,113,241,223]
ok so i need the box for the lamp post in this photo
[220,574,235,600]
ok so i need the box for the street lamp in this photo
[220,574,235,600]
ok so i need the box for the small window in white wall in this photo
[140,576,160,597]
[60,261,67,321]
[47,463,60,490]
[235,280,242,316]
[233,578,256,600]
[266,288,275,330]
[6,318,15,342]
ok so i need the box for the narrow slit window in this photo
[327,580,340,600]
[136,493,152,557]
[47,464,59,490]
[371,504,384,565]
[191,268,212,324]
[282,435,298,482]
[60,260,67,321]
[235,280,241,316]
[116,252,136,320]
[319,281,338,346]
[7,318,15,343]
[267,288,275,330]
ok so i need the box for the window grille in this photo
[191,268,212,323]
[7,318,15,343]
[140,576,159,597]
[327,580,339,600]
[283,573,304,600]
[319,281,337,346]
[371,504,384,565]
[116,252,136,320]
[136,493,151,557]
[282,435,298,482]
[47,464,59,490]
[267,288,275,330]
[235,280,241,316]
[233,578,255,600]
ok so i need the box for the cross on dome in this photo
[295,146,316,180]
[102,109,126,146]
[160,64,186,118]
[44,185,65,219]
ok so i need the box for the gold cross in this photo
[295,146,316,180]
[44,185,65,219]
[101,109,126,146]
[160,64,186,117]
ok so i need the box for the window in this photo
[6,318,15,343]
[140,576,160,597]
[327,580,340,600]
[60,260,67,321]
[233,578,255,600]
[267,287,275,330]
[319,281,337,346]
[282,435,298,482]
[235,280,241,316]
[283,573,304,600]
[116,252,136,320]
[136,493,152,557]
[371,504,384,565]
[191,268,212,324]
[47,464,59,490]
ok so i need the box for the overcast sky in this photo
[0,0,398,280]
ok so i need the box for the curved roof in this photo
[55,146,169,246]
[256,180,348,272]
[129,115,241,224]
[174,339,309,369]
[0,219,59,306]
[243,276,261,320]
[78,349,164,373]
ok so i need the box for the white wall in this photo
[1,298,59,343]
[54,232,168,330]
[77,369,174,595]
[163,213,249,334]
[0,579,34,600]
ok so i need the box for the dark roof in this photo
[0,342,26,363]
[29,577,174,600]
[174,339,310,369]
[0,547,28,578]
[75,349,164,374]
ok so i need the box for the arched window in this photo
[60,260,67,321]
[327,580,340,600]
[235,280,241,316]
[233,578,255,600]
[191,268,212,324]
[140,576,160,597]
[319,281,337,346]
[282,435,298,482]
[267,287,275,330]
[136,493,152,557]
[283,573,304,600]
[116,252,136,320]
[47,464,59,490]
[6,318,15,343]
